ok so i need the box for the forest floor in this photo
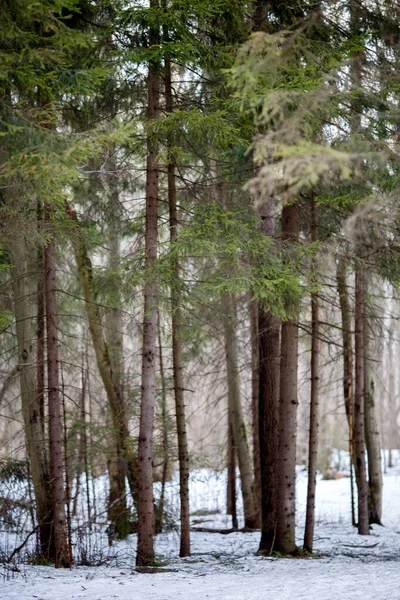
[2,458,400,600]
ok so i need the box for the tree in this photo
[136,0,161,567]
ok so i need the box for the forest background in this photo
[1,0,400,570]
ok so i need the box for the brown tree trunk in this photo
[249,297,261,525]
[276,202,300,554]
[10,236,54,560]
[157,316,169,532]
[44,213,72,567]
[36,202,45,434]
[227,418,238,530]
[222,292,258,529]
[364,296,383,525]
[354,266,369,535]
[304,199,319,552]
[136,3,160,564]
[164,47,191,557]
[257,195,280,555]
[336,259,356,526]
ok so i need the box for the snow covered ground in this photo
[2,458,400,600]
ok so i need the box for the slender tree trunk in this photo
[61,364,72,554]
[222,292,258,529]
[304,199,320,552]
[156,316,169,532]
[276,202,300,554]
[336,259,356,526]
[227,418,238,530]
[36,202,46,434]
[249,297,261,525]
[10,237,54,560]
[257,195,280,555]
[136,4,160,564]
[72,355,87,519]
[44,213,72,567]
[354,266,369,535]
[364,294,383,525]
[164,40,190,557]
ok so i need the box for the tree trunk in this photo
[364,294,383,525]
[136,4,160,564]
[257,195,280,555]
[304,199,319,552]
[157,316,169,532]
[249,297,261,525]
[276,202,300,554]
[222,292,258,529]
[336,259,356,526]
[164,38,190,557]
[354,266,369,535]
[44,214,72,567]
[36,202,45,434]
[227,418,238,530]
[10,236,54,560]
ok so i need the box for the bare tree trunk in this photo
[276,202,300,555]
[222,292,258,529]
[364,295,383,525]
[61,364,73,554]
[72,354,87,519]
[336,259,356,526]
[10,236,54,560]
[36,202,46,434]
[304,199,319,552]
[354,266,369,535]
[249,297,261,525]
[164,39,190,557]
[156,316,169,532]
[227,418,238,530]
[44,214,72,567]
[257,196,280,555]
[136,4,160,564]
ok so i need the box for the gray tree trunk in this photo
[136,9,160,564]
[364,296,383,525]
[44,215,72,567]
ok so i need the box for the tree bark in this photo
[10,236,54,560]
[227,418,238,530]
[354,266,369,535]
[257,195,280,555]
[222,292,258,529]
[249,297,261,525]
[336,258,356,526]
[276,202,300,554]
[157,316,169,532]
[44,212,72,567]
[136,3,160,564]
[304,199,319,552]
[364,294,383,525]
[36,202,46,434]
[164,46,191,558]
